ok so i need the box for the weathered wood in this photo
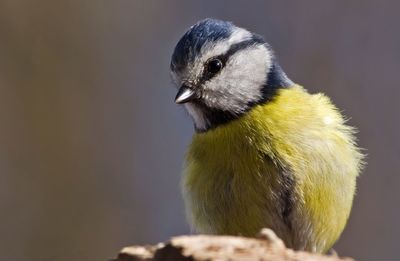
[113,229,353,261]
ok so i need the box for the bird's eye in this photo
[206,58,223,74]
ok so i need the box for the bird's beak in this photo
[175,85,196,104]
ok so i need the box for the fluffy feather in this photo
[183,85,364,252]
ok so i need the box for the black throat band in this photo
[194,57,293,133]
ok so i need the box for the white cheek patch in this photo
[174,28,253,89]
[171,27,273,130]
[203,45,272,112]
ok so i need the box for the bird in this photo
[170,18,364,253]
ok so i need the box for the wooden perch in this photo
[112,229,354,261]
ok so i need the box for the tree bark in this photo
[112,229,353,261]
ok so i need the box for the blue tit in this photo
[170,18,364,253]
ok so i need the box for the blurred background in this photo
[0,1,398,260]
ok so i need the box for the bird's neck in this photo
[193,59,294,133]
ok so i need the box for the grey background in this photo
[0,1,398,260]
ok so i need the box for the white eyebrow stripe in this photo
[199,28,252,64]
[174,27,255,92]
[228,27,252,44]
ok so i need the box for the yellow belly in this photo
[183,85,363,252]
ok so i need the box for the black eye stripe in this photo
[199,35,265,83]
[224,35,265,60]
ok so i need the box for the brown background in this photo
[0,1,398,260]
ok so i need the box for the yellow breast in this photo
[183,85,363,252]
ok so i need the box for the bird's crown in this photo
[171,18,293,132]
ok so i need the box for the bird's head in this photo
[170,18,293,132]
